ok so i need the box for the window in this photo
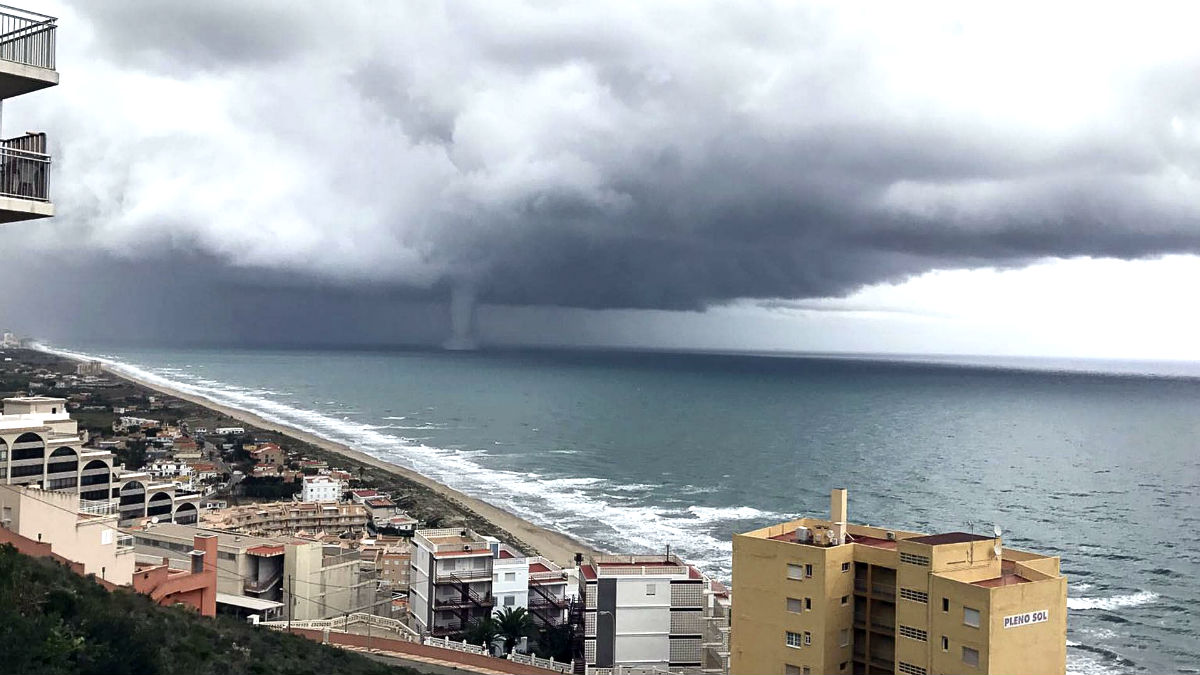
[841,562,850,572]
[472,557,487,570]
[899,552,930,566]
[839,662,847,671]
[803,631,811,646]
[963,607,981,628]
[787,597,803,613]
[786,632,803,648]
[898,662,928,675]
[805,597,811,610]
[840,595,849,606]
[785,666,802,675]
[942,597,950,612]
[504,572,516,582]
[900,588,928,603]
[804,564,813,578]
[942,636,949,651]
[962,646,980,667]
[838,629,849,647]
[803,669,810,675]
[503,595,515,607]
[646,583,656,595]
[899,625,928,642]
[788,564,804,580]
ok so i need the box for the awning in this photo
[216,592,284,612]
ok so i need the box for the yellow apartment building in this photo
[732,489,1066,675]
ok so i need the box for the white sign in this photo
[1003,609,1049,629]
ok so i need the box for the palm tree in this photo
[493,606,537,654]
[463,615,501,652]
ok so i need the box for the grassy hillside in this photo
[0,544,421,675]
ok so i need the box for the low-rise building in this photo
[300,474,341,502]
[199,500,369,537]
[132,532,218,616]
[485,537,571,628]
[730,489,1068,675]
[250,443,286,466]
[0,484,135,584]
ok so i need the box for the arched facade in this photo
[46,446,78,490]
[8,432,45,482]
[147,491,173,520]
[119,479,147,521]
[0,437,7,480]
[79,459,112,502]
[174,501,198,525]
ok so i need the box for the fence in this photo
[507,649,573,674]
[0,133,49,201]
[0,4,55,70]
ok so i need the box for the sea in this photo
[40,343,1200,674]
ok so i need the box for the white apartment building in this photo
[484,536,572,628]
[0,396,115,500]
[300,474,341,502]
[580,554,717,673]
[409,528,495,636]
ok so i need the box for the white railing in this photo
[508,649,573,673]
[259,612,420,640]
[424,635,489,655]
[587,666,674,675]
[78,498,118,516]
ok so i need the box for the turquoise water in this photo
[48,345,1200,673]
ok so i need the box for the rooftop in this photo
[909,532,993,546]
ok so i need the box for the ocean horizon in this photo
[37,341,1200,674]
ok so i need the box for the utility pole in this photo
[287,575,293,631]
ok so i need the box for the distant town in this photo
[0,340,1068,675]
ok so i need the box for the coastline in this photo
[49,348,599,566]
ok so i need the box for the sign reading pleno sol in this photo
[1003,609,1049,629]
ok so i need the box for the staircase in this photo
[443,571,495,631]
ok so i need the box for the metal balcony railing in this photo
[0,133,48,201]
[0,5,55,70]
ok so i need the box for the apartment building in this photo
[1,396,116,500]
[580,554,713,672]
[0,397,200,525]
[484,537,572,628]
[731,489,1067,675]
[0,4,57,225]
[300,474,341,502]
[199,501,369,536]
[0,484,135,584]
[409,528,495,636]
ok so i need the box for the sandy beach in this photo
[77,356,599,566]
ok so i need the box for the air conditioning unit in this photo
[463,544,472,551]
[886,531,896,541]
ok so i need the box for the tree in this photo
[463,615,501,652]
[536,621,574,662]
[493,607,536,654]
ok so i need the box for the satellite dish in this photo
[993,524,1002,538]
[993,543,1002,558]
[150,516,160,524]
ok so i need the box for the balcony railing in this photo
[0,133,48,201]
[244,572,283,594]
[0,5,55,70]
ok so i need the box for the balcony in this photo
[244,572,283,594]
[0,5,57,99]
[0,132,51,223]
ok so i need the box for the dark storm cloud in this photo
[5,1,1200,324]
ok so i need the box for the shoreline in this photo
[48,348,599,566]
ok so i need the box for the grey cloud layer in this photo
[21,2,1200,311]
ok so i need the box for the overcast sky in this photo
[1,1,1199,359]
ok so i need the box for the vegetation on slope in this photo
[0,544,420,675]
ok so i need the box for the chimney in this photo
[831,488,848,545]
[194,534,218,574]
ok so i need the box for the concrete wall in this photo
[0,486,133,584]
